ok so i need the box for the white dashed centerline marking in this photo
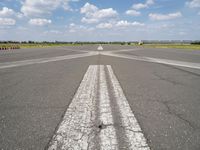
[48,65,150,150]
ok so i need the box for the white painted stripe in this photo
[102,52,200,70]
[107,65,150,150]
[99,65,118,149]
[48,65,98,150]
[107,48,142,53]
[0,52,98,69]
[48,65,150,150]
[56,47,91,53]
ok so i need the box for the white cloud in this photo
[16,13,24,19]
[0,7,23,19]
[186,0,200,8]
[146,0,154,5]
[149,12,182,20]
[132,3,147,10]
[29,18,52,26]
[132,0,154,10]
[80,2,98,14]
[80,3,118,24]
[63,0,79,11]
[21,0,60,16]
[95,20,145,29]
[81,17,98,24]
[126,10,141,16]
[44,30,62,34]
[0,7,14,16]
[116,20,144,27]
[21,0,78,17]
[69,23,76,27]
[179,31,186,35]
[126,0,153,17]
[146,23,175,30]
[0,18,16,25]
[96,22,113,29]
[68,23,94,32]
[93,8,117,19]
[198,11,200,15]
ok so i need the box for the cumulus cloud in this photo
[68,23,94,32]
[80,2,98,14]
[21,0,78,17]
[132,0,154,10]
[132,3,147,10]
[44,30,62,34]
[0,18,16,25]
[125,10,141,16]
[21,0,60,16]
[81,17,99,24]
[149,12,182,21]
[96,22,113,29]
[186,0,200,8]
[80,3,118,24]
[146,0,154,5]
[63,0,79,11]
[0,7,14,16]
[96,20,144,29]
[29,18,52,26]
[126,0,153,17]
[116,20,144,27]
[0,7,23,19]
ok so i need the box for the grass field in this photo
[1,43,200,50]
[20,43,81,48]
[0,43,81,49]
[140,44,200,50]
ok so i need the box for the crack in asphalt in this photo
[160,63,200,77]
[153,72,185,86]
[159,100,200,130]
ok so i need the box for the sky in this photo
[0,0,200,41]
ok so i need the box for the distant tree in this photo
[191,41,200,45]
[28,41,35,44]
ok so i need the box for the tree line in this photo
[0,40,199,45]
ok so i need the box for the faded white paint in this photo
[48,65,98,150]
[102,52,200,70]
[1,48,199,70]
[48,65,150,150]
[0,52,98,69]
[107,65,150,150]
[99,65,118,149]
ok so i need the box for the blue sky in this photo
[0,0,200,41]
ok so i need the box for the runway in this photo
[0,45,200,149]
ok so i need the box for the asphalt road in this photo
[0,45,200,150]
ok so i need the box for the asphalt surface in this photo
[120,48,200,63]
[0,45,200,150]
